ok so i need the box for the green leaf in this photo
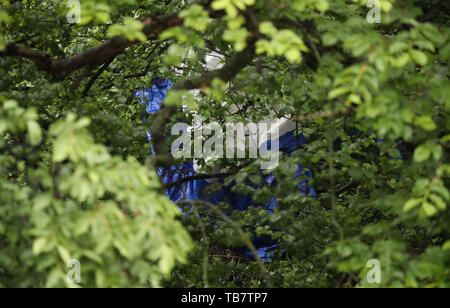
[410,50,428,65]
[322,33,338,46]
[211,0,228,10]
[33,237,48,255]
[391,53,411,67]
[27,120,42,146]
[431,181,450,201]
[259,21,276,35]
[404,198,422,212]
[443,241,450,251]
[57,245,72,264]
[420,24,445,46]
[46,269,63,288]
[328,87,351,100]
[415,116,436,131]
[158,242,182,276]
[179,4,211,31]
[431,145,443,161]
[53,138,70,162]
[33,193,52,211]
[285,48,302,63]
[421,202,437,217]
[108,17,146,42]
[379,0,393,12]
[413,145,431,163]
[315,0,329,12]
[429,194,446,210]
[389,42,408,54]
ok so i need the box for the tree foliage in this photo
[0,0,449,287]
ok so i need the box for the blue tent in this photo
[135,79,316,261]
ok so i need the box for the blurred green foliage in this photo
[0,0,449,287]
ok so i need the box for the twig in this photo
[164,172,233,189]
[70,64,96,92]
[176,199,274,288]
[192,205,210,288]
[82,56,116,97]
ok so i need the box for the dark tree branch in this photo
[82,56,116,97]
[0,44,52,73]
[0,13,183,80]
[172,42,256,91]
[163,172,234,189]
[70,64,97,92]
[149,43,256,168]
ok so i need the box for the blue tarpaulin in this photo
[135,79,316,261]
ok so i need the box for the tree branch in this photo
[0,44,52,73]
[0,13,182,80]
[82,56,116,97]
[148,43,255,168]
[163,172,234,189]
[172,42,256,91]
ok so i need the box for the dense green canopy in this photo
[0,0,449,287]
